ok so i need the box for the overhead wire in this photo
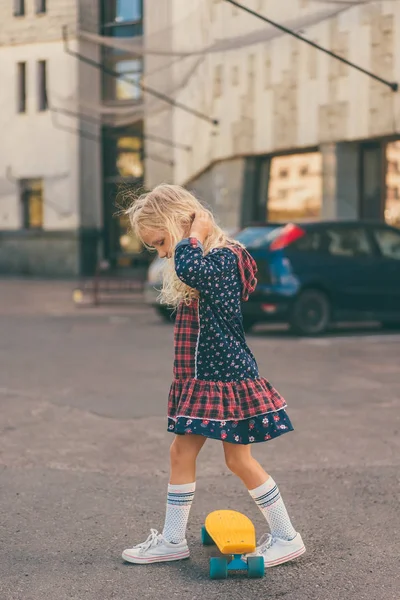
[223,0,398,91]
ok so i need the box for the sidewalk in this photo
[0,279,146,316]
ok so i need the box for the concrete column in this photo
[321,142,359,220]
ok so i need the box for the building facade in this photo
[1,0,400,276]
[0,0,144,276]
[145,0,400,232]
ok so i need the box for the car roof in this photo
[243,220,395,229]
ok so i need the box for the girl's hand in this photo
[190,210,213,245]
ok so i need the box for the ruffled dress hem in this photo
[167,408,294,445]
[168,376,287,422]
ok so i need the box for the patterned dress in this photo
[167,237,294,445]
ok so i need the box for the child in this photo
[122,184,305,567]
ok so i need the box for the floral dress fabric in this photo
[167,238,294,445]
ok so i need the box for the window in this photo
[35,0,46,14]
[385,141,400,228]
[17,62,26,113]
[213,65,223,98]
[293,231,322,253]
[372,228,400,261]
[103,56,142,102]
[116,136,143,178]
[235,226,280,249]
[299,165,309,176]
[103,0,143,36]
[104,0,142,23]
[268,153,322,221]
[387,186,399,200]
[14,0,25,16]
[21,179,43,229]
[116,59,142,101]
[37,60,48,111]
[324,227,372,258]
[387,160,400,174]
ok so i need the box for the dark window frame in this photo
[20,179,44,230]
[37,60,48,111]
[17,62,26,113]
[13,0,25,16]
[35,0,46,14]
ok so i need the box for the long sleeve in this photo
[174,239,238,301]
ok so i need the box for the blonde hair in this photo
[125,184,239,306]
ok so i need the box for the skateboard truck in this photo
[202,510,265,579]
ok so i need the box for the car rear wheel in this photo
[290,289,330,336]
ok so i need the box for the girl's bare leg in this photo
[223,441,300,547]
[169,434,207,484]
[223,441,269,489]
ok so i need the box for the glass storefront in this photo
[385,141,400,228]
[267,152,322,222]
[101,0,145,266]
[103,125,145,264]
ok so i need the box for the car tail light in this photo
[269,224,305,251]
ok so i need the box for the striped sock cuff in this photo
[253,486,281,509]
[167,482,196,506]
[249,477,280,508]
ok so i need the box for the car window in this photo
[292,231,322,252]
[372,227,400,260]
[235,226,280,248]
[324,227,373,258]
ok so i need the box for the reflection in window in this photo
[325,228,372,258]
[116,59,142,100]
[106,0,142,23]
[385,141,400,228]
[21,179,43,229]
[116,136,143,178]
[104,55,142,102]
[103,0,143,36]
[268,153,322,222]
[119,214,143,253]
[372,227,400,260]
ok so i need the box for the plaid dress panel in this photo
[172,300,198,379]
[168,376,286,421]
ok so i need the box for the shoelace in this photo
[135,529,162,554]
[257,533,277,553]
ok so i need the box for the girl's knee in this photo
[224,450,249,475]
[169,438,198,467]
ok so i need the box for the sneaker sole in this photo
[122,549,190,564]
[265,545,306,568]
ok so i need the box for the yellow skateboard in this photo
[201,510,265,579]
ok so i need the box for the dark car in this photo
[237,221,400,335]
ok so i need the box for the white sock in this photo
[249,477,297,541]
[162,482,196,543]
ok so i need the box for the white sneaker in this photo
[122,529,190,564]
[246,532,305,568]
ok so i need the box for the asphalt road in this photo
[1,282,399,600]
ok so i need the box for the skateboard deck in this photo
[205,509,256,554]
